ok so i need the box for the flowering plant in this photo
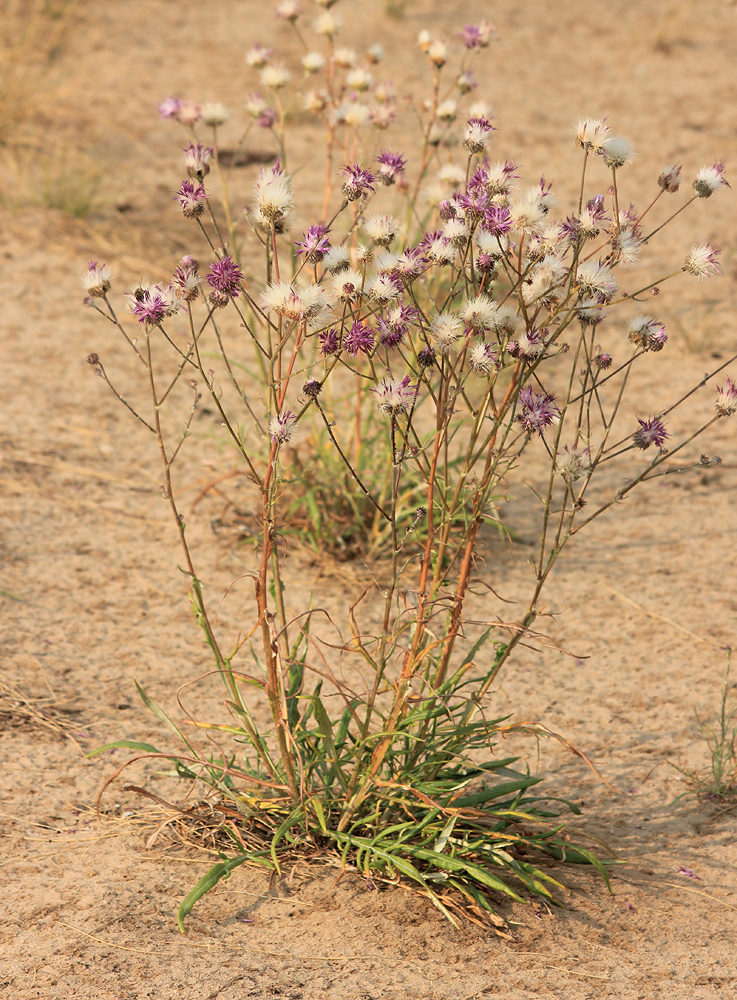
[85,6,734,932]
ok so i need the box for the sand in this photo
[2,1,737,997]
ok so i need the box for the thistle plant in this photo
[85,6,735,932]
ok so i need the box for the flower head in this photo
[633,416,669,450]
[260,281,326,320]
[176,101,201,126]
[183,142,214,180]
[344,319,375,355]
[130,286,175,326]
[419,230,455,265]
[245,43,273,68]
[576,260,618,302]
[693,161,729,198]
[207,256,244,300]
[323,246,351,273]
[363,214,399,248]
[463,115,494,154]
[82,260,111,297]
[575,117,610,154]
[319,328,340,355]
[201,102,230,127]
[302,51,325,73]
[158,97,181,119]
[468,341,499,373]
[458,22,494,49]
[683,243,721,279]
[342,162,375,201]
[174,179,206,219]
[255,159,293,224]
[275,0,300,22]
[295,223,331,262]
[715,376,737,416]
[628,315,667,352]
[269,410,298,444]
[430,312,463,353]
[260,64,291,90]
[517,387,560,436]
[658,164,682,193]
[371,375,418,414]
[302,377,322,398]
[377,304,418,347]
[602,135,634,169]
[461,294,496,332]
[557,445,591,484]
[171,261,201,301]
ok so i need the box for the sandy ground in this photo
[3,1,737,997]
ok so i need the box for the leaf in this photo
[177,853,271,933]
[86,740,163,758]
[451,774,541,808]
[134,681,196,755]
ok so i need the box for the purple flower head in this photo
[171,262,200,301]
[342,162,376,201]
[183,142,214,180]
[295,224,331,263]
[419,229,455,265]
[517,386,560,436]
[683,243,721,280]
[458,24,484,48]
[458,188,491,221]
[628,315,667,353]
[475,252,496,274]
[131,288,168,327]
[594,350,612,370]
[269,409,297,444]
[715,376,737,416]
[438,198,457,222]
[481,203,512,237]
[457,21,494,48]
[174,179,207,219]
[207,256,244,299]
[463,115,494,154]
[375,151,406,186]
[302,377,322,399]
[693,161,730,198]
[344,320,375,356]
[390,247,425,287]
[257,108,277,129]
[507,325,546,362]
[377,304,419,347]
[158,97,181,119]
[371,375,418,414]
[633,416,669,450]
[319,328,340,356]
[470,158,519,197]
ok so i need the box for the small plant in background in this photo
[672,654,737,802]
[84,3,735,932]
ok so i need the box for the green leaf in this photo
[134,681,196,755]
[177,853,271,933]
[86,739,162,759]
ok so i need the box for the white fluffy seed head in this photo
[430,312,463,352]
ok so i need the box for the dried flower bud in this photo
[303,378,323,398]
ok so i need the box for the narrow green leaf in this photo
[86,739,162,759]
